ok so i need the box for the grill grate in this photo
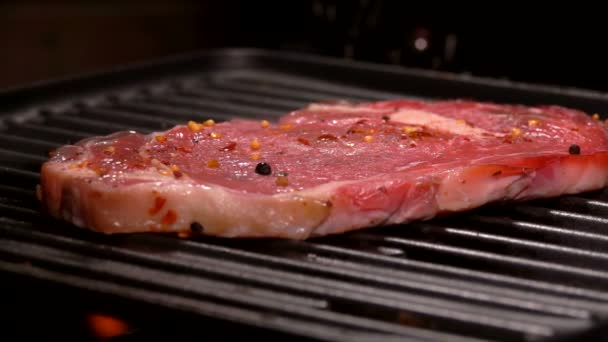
[1,49,608,341]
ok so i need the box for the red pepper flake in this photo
[297,137,311,145]
[317,134,338,141]
[162,209,177,225]
[221,141,237,151]
[173,170,183,178]
[148,197,166,215]
[176,146,192,153]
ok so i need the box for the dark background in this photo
[1,0,607,92]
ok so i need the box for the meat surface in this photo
[39,99,608,239]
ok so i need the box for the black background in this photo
[1,1,607,92]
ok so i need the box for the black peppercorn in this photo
[568,144,581,155]
[255,162,272,175]
[190,221,204,233]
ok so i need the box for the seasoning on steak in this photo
[39,99,608,239]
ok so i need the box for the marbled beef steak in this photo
[39,100,608,239]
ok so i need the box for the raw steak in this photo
[39,99,608,239]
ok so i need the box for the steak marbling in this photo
[39,100,608,239]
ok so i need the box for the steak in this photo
[39,99,608,239]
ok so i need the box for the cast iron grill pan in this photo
[1,49,608,341]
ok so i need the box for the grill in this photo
[2,48,608,341]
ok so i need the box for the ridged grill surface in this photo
[1,50,608,341]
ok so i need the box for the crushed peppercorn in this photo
[276,172,289,186]
[592,113,600,121]
[511,127,522,137]
[402,126,419,134]
[187,121,203,132]
[255,162,272,175]
[203,119,215,127]
[260,120,270,128]
[207,159,220,168]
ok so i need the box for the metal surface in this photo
[1,48,608,341]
